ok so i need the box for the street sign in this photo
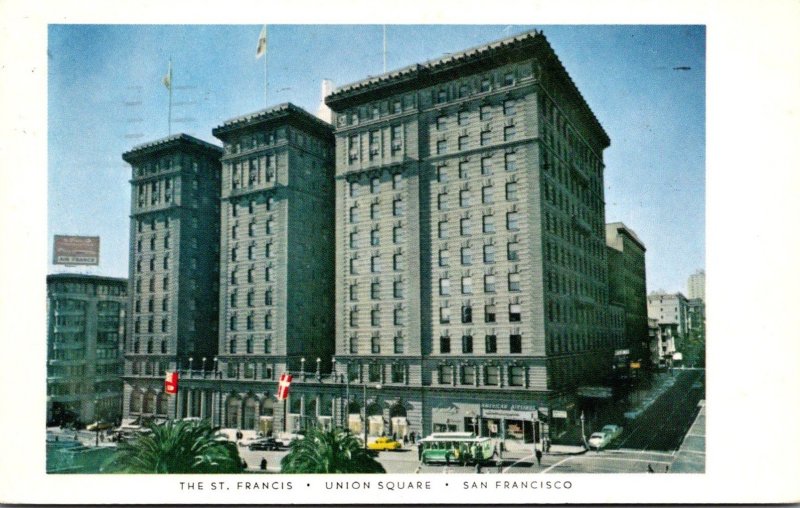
[552,410,568,418]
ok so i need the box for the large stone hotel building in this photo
[115,30,642,444]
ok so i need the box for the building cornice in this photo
[47,273,128,286]
[212,103,334,142]
[122,133,223,164]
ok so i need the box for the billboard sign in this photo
[53,235,100,266]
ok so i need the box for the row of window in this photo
[229,313,274,331]
[436,152,518,183]
[227,336,273,354]
[136,178,175,206]
[437,363,525,386]
[439,303,520,324]
[437,274,523,296]
[135,276,170,294]
[348,172,403,197]
[436,211,520,240]
[347,307,406,327]
[230,288,273,308]
[131,338,168,354]
[439,241,519,267]
[136,255,170,273]
[434,124,517,154]
[434,99,517,132]
[435,181,519,211]
[348,198,405,222]
[347,126,402,162]
[229,155,277,190]
[432,70,518,105]
[136,234,171,253]
[135,297,168,313]
[348,252,403,275]
[347,335,405,354]
[349,280,404,301]
[134,318,169,334]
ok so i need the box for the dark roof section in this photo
[47,273,128,286]
[122,133,223,164]
[212,103,334,142]
[326,29,609,148]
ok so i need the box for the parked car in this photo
[275,431,306,447]
[367,436,402,451]
[601,424,623,440]
[249,437,281,451]
[587,432,611,450]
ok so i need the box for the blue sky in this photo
[48,24,705,294]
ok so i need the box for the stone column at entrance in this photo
[186,389,193,417]
[200,390,207,419]
[176,389,184,419]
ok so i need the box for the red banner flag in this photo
[164,371,179,394]
[276,373,292,400]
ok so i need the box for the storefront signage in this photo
[481,407,537,420]
[552,410,568,418]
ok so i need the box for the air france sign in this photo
[53,235,100,266]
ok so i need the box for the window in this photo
[437,165,448,183]
[349,206,358,224]
[460,190,471,207]
[394,308,404,326]
[229,315,237,331]
[247,291,254,307]
[506,182,518,200]
[485,304,497,323]
[436,139,447,155]
[368,363,381,382]
[349,181,358,198]
[371,255,381,273]
[147,339,153,353]
[458,110,468,125]
[231,225,238,239]
[393,280,403,298]
[164,235,170,249]
[507,240,519,261]
[248,223,255,238]
[163,255,169,270]
[371,308,380,326]
[391,363,404,381]
[438,220,449,239]
[503,100,516,116]
[437,192,448,210]
[369,202,379,220]
[349,284,358,301]
[461,305,472,324]
[461,335,473,353]
[350,231,359,249]
[439,249,449,267]
[503,72,515,86]
[265,266,273,282]
[482,185,494,204]
[391,125,402,153]
[440,306,451,324]
[437,89,448,103]
[229,339,237,354]
[510,334,523,354]
[504,124,516,141]
[150,237,156,251]
[440,278,450,296]
[507,211,519,231]
[371,335,381,353]
[485,365,499,385]
[369,135,380,160]
[458,135,468,151]
[509,304,521,322]
[161,318,168,332]
[439,364,452,384]
[480,104,492,121]
[480,78,491,93]
[458,161,468,179]
[480,130,491,146]
[436,115,447,130]
[392,173,402,189]
[350,258,358,275]
[264,337,272,354]
[483,244,495,263]
[265,289,273,305]
[371,281,380,300]
[266,218,274,234]
[267,196,275,211]
[349,337,358,354]
[161,341,167,354]
[461,246,472,265]
[439,336,451,354]
[148,298,154,312]
[505,152,517,171]
[509,365,524,385]
[484,274,496,292]
[509,273,521,291]
[393,252,402,270]
[247,268,254,283]
[231,247,238,262]
[371,228,380,246]
[348,134,359,161]
[483,215,495,233]
[481,157,492,175]
[349,309,359,327]
[393,198,404,216]
[460,218,472,236]
[485,334,497,353]
[461,276,473,294]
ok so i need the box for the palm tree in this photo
[280,426,385,474]
[109,418,243,474]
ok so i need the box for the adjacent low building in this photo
[47,274,127,425]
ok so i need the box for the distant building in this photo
[647,317,675,366]
[121,134,223,422]
[647,291,687,366]
[605,222,648,366]
[687,298,705,336]
[687,269,705,301]
[47,274,127,425]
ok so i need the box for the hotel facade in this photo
[115,30,644,444]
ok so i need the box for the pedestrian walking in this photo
[260,458,267,471]
[475,462,482,474]
[647,464,654,473]
[417,444,423,462]
[535,449,542,466]
[665,465,670,473]
[445,452,451,467]
[403,434,409,446]
[496,461,503,474]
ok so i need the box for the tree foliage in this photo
[280,426,385,474]
[109,418,243,474]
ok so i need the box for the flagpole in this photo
[383,25,387,73]
[265,41,268,108]
[168,58,173,136]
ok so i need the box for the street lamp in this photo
[188,357,194,378]
[316,357,321,381]
[300,357,306,381]
[363,382,381,450]
[580,411,586,448]
[201,357,207,378]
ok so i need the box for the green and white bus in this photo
[418,432,494,465]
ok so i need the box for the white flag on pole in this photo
[162,60,172,90]
[256,25,268,59]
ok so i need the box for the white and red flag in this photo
[276,373,292,400]
[164,371,179,394]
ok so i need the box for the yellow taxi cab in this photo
[367,436,402,451]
